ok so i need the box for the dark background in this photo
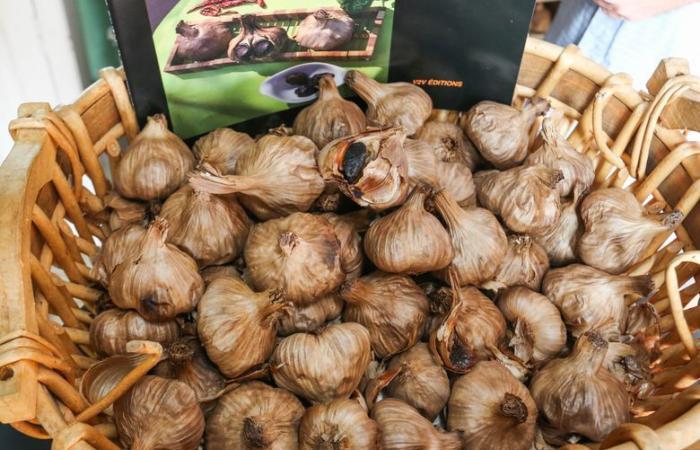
[0,426,50,449]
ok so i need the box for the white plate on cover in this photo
[259,62,348,104]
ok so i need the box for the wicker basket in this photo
[2,37,700,450]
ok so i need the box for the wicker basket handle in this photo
[665,251,700,358]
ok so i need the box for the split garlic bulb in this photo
[197,276,288,378]
[244,213,344,305]
[345,70,432,135]
[364,187,454,274]
[293,74,366,149]
[299,398,379,450]
[475,165,562,235]
[530,332,630,442]
[228,14,288,61]
[90,309,179,356]
[448,361,537,450]
[533,194,582,267]
[92,223,146,287]
[489,235,550,291]
[497,287,566,365]
[271,322,371,403]
[340,272,428,358]
[295,9,355,50]
[278,293,344,336]
[578,188,682,274]
[543,264,653,340]
[114,114,194,201]
[320,210,368,279]
[416,120,481,171]
[207,381,304,450]
[109,218,204,321]
[192,128,255,175]
[461,97,549,169]
[174,20,232,62]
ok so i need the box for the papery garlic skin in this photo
[534,195,582,267]
[294,74,366,149]
[228,14,288,61]
[320,211,368,279]
[604,342,654,398]
[497,287,566,365]
[543,264,653,340]
[416,120,481,171]
[299,398,379,450]
[175,20,232,62]
[271,322,371,403]
[490,235,550,291]
[530,332,630,442]
[278,293,344,336]
[341,272,429,358]
[114,376,204,450]
[245,212,344,305]
[345,70,432,136]
[92,223,146,287]
[448,361,537,450]
[461,98,549,169]
[90,309,180,356]
[104,194,148,232]
[193,128,255,175]
[207,381,304,450]
[364,187,454,274]
[200,264,241,285]
[114,114,194,201]
[372,399,462,450]
[295,9,355,50]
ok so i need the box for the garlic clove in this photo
[228,14,288,61]
[90,309,180,356]
[175,20,232,62]
[488,235,550,291]
[278,293,344,336]
[299,398,379,450]
[416,120,481,171]
[193,128,255,175]
[104,193,148,231]
[294,9,355,50]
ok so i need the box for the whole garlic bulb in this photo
[345,70,432,135]
[92,223,146,287]
[530,332,630,442]
[318,128,410,210]
[475,165,562,235]
[197,276,287,378]
[193,128,255,175]
[109,218,204,321]
[448,361,537,450]
[534,194,583,267]
[271,322,371,403]
[114,114,194,201]
[543,264,653,340]
[497,287,566,365]
[206,381,304,450]
[245,213,344,305]
[372,399,462,450]
[432,190,508,286]
[299,398,379,450]
[461,97,549,169]
[294,9,355,50]
[228,14,288,61]
[278,293,344,336]
[189,132,324,220]
[174,20,232,62]
[90,309,180,356]
[293,74,366,149]
[114,376,204,450]
[489,235,550,291]
[525,117,594,197]
[160,181,251,267]
[578,188,682,274]
[320,210,368,279]
[200,264,240,285]
[416,120,481,171]
[364,187,454,274]
[340,272,429,358]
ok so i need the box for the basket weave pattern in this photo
[2,38,700,450]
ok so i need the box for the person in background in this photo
[546,0,700,89]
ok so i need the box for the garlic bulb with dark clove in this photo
[200,264,241,285]
[448,361,537,450]
[92,223,146,287]
[320,210,368,279]
[228,14,288,61]
[578,187,682,274]
[114,114,194,201]
[461,97,549,169]
[90,309,180,356]
[114,376,204,450]
[193,128,255,175]
[160,181,251,267]
[530,332,630,442]
[372,399,462,450]
[533,193,583,267]
[488,235,550,291]
[278,293,344,336]
[109,218,204,321]
[206,381,304,450]
[299,398,379,450]
[604,342,654,398]
[416,120,481,171]
[295,9,355,50]
[245,213,344,305]
[104,194,147,231]
[430,285,507,373]
[497,287,566,365]
[341,272,428,358]
[317,128,410,210]
[543,264,653,339]
[475,165,563,235]
[175,20,233,62]
[345,70,432,135]
[271,322,371,403]
[364,187,454,274]
[432,190,508,286]
[525,117,594,197]
[189,131,324,220]
[197,276,288,378]
[293,74,366,149]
